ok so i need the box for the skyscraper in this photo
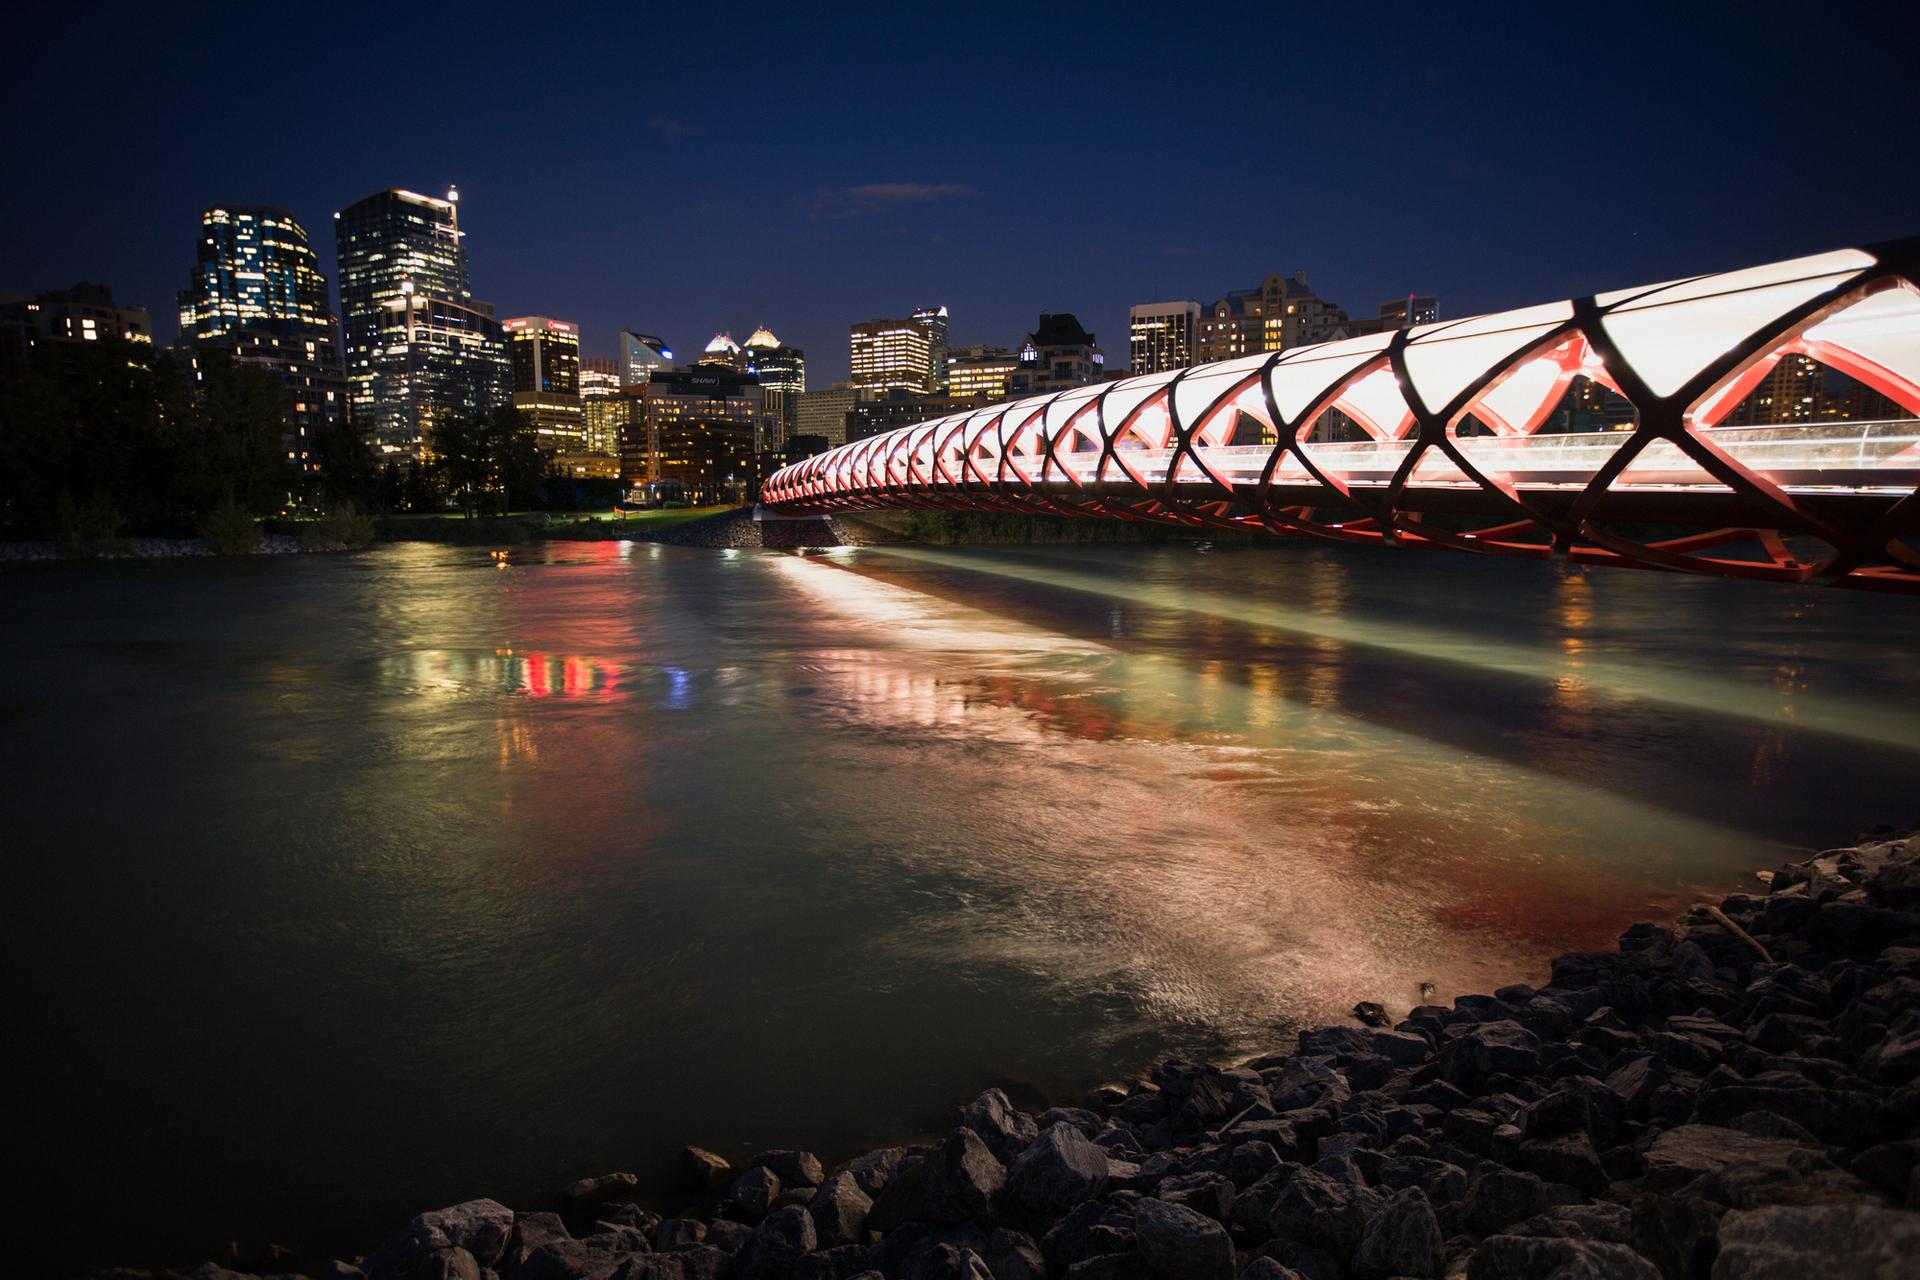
[503,316,586,455]
[851,314,936,393]
[1128,301,1200,375]
[743,327,806,452]
[334,187,508,457]
[913,305,950,392]
[579,356,626,458]
[619,331,674,385]
[178,207,332,340]
[175,207,345,471]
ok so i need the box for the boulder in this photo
[1465,1234,1660,1279]
[1008,1123,1109,1215]
[753,1148,827,1188]
[728,1166,782,1221]
[736,1204,816,1280]
[961,1088,1038,1158]
[1463,1167,1549,1235]
[1133,1196,1235,1280]
[682,1147,733,1194]
[847,1146,908,1197]
[655,1219,707,1251]
[984,1228,1047,1280]
[1712,1202,1920,1279]
[1350,1187,1443,1280]
[562,1172,641,1216]
[1637,1125,1871,1209]
[810,1172,874,1248]
[1267,1165,1383,1259]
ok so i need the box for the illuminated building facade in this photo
[1129,301,1200,375]
[846,391,979,444]
[698,332,746,371]
[795,385,866,448]
[505,316,579,395]
[0,283,152,358]
[619,367,763,503]
[851,308,947,393]
[619,331,673,385]
[946,345,1020,400]
[1196,271,1350,364]
[1012,313,1102,394]
[914,305,950,391]
[579,356,626,456]
[178,207,332,340]
[173,206,346,470]
[335,187,507,457]
[743,327,806,451]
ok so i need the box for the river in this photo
[3,539,1915,1270]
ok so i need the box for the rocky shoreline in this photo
[97,831,1920,1280]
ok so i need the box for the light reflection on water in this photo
[2,538,1915,1270]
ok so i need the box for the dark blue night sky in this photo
[6,2,1916,382]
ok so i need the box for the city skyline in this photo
[6,5,1916,388]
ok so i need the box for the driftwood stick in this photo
[1702,902,1773,964]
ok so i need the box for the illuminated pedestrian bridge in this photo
[765,239,1920,593]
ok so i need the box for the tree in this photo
[310,414,380,512]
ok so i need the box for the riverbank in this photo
[92,829,1920,1280]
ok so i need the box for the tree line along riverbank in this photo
[93,829,1920,1280]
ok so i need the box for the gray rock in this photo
[901,1242,995,1280]
[645,1245,728,1280]
[364,1223,482,1280]
[655,1219,707,1251]
[1237,1261,1305,1280]
[704,1221,753,1254]
[754,1148,827,1188]
[1351,1187,1443,1280]
[729,1166,782,1221]
[1464,1167,1549,1235]
[736,1204,817,1279]
[810,1172,875,1248]
[1513,1131,1608,1194]
[847,1146,908,1197]
[1008,1123,1109,1215]
[984,1228,1047,1280]
[1134,1196,1234,1280]
[1713,1203,1920,1278]
[961,1088,1039,1158]
[682,1147,733,1193]
[563,1172,641,1216]
[925,1127,1007,1225]
[1268,1165,1383,1258]
[1637,1125,1870,1209]
[1466,1234,1660,1279]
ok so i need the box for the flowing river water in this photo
[4,538,1915,1269]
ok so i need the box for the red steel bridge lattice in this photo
[765,240,1920,594]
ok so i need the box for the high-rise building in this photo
[913,305,950,392]
[698,332,746,371]
[619,331,674,386]
[795,385,867,449]
[503,316,585,455]
[1012,313,1103,394]
[178,207,333,341]
[505,316,580,395]
[1129,301,1200,375]
[1196,272,1349,365]
[743,326,806,452]
[846,390,980,444]
[946,344,1021,400]
[851,307,946,393]
[619,366,763,504]
[334,187,508,457]
[579,356,625,457]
